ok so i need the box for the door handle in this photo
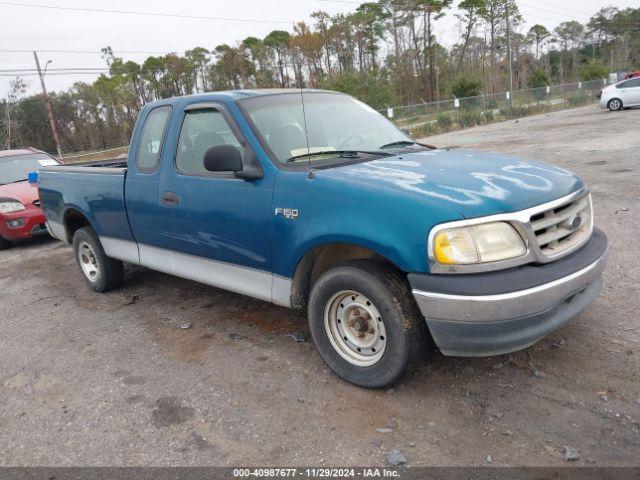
[162,191,180,206]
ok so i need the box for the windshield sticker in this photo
[290,147,336,157]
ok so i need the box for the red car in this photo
[624,71,640,80]
[0,148,60,249]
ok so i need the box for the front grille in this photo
[529,193,592,258]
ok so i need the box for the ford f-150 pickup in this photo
[38,89,608,388]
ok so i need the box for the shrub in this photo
[451,77,483,98]
[528,68,550,101]
[568,91,591,106]
[510,105,529,118]
[579,61,609,81]
[482,109,494,123]
[458,111,483,128]
[436,113,453,131]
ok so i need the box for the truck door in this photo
[156,102,274,300]
[125,105,174,251]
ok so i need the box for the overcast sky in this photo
[0,0,636,97]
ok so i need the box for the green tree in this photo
[579,61,609,81]
[528,24,550,62]
[264,30,291,87]
[451,77,482,98]
[554,21,585,81]
[455,0,486,74]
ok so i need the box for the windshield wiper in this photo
[285,150,385,163]
[379,140,416,149]
[10,178,28,184]
[379,140,438,150]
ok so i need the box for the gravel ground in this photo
[1,104,638,467]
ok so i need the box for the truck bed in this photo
[38,162,134,244]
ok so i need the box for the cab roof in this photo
[0,148,45,158]
[145,88,336,108]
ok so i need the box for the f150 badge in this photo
[275,208,299,220]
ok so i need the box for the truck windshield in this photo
[239,92,415,165]
[0,153,59,185]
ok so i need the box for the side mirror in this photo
[203,144,243,173]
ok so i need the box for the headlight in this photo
[433,222,526,265]
[0,201,26,214]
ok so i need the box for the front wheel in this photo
[308,260,431,388]
[72,227,123,292]
[608,98,623,111]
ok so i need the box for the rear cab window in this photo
[136,106,172,172]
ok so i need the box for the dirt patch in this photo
[151,397,195,428]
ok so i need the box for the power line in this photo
[313,0,638,26]
[517,8,639,28]
[0,65,207,74]
[0,72,104,77]
[0,49,187,55]
[517,1,594,20]
[0,67,108,72]
[0,1,294,24]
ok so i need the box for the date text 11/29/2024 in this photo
[233,468,400,477]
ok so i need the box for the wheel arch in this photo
[61,206,94,243]
[289,241,406,309]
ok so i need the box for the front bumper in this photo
[409,228,608,357]
[0,205,49,241]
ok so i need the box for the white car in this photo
[600,77,640,111]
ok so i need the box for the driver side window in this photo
[176,109,243,175]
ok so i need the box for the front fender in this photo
[271,171,463,278]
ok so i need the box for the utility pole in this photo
[4,104,9,150]
[33,51,63,160]
[504,0,514,118]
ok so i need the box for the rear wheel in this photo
[308,260,431,388]
[0,234,12,250]
[72,227,123,292]
[608,98,623,111]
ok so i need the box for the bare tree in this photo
[4,76,28,149]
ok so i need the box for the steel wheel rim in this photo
[78,241,100,283]
[324,290,387,367]
[610,100,620,110]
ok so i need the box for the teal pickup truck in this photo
[38,89,608,388]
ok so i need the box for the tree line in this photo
[1,1,638,154]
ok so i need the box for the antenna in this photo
[299,87,314,179]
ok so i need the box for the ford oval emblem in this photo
[569,215,582,229]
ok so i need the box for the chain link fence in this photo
[380,79,606,137]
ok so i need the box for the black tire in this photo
[608,98,623,111]
[308,260,432,388]
[72,227,123,292]
[0,234,12,250]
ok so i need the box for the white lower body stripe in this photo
[99,236,291,307]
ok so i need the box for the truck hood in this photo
[321,149,584,219]
[0,180,39,205]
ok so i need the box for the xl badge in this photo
[275,208,299,220]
